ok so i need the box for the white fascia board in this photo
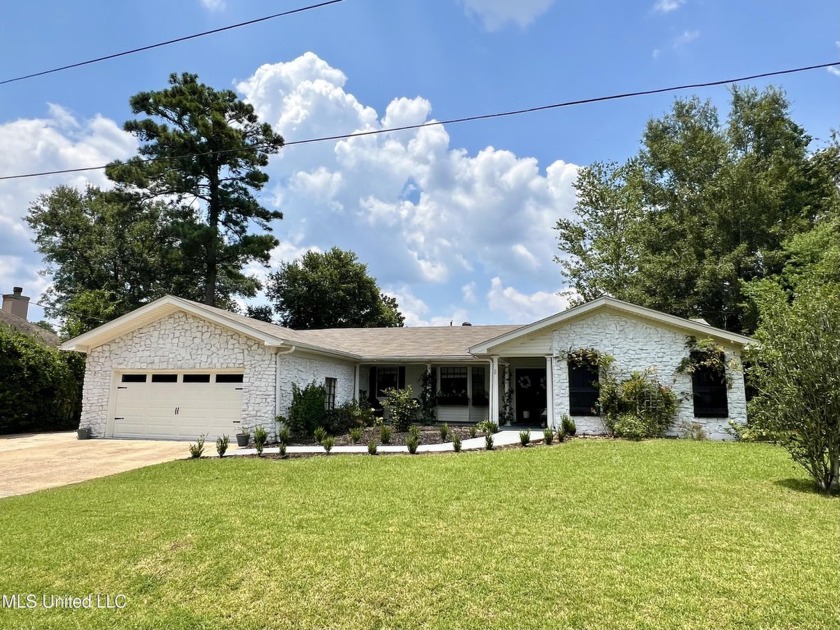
[468,297,752,354]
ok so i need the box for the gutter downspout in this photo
[274,345,296,422]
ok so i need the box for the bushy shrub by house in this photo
[288,382,327,436]
[0,326,84,433]
[599,370,679,440]
[381,386,419,432]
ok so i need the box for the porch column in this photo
[354,364,360,400]
[490,356,500,424]
[503,363,511,426]
[545,355,555,428]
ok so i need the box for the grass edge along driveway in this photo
[0,440,837,630]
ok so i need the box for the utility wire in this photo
[0,0,345,86]
[0,60,837,182]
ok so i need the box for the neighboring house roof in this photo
[469,296,752,354]
[0,309,60,346]
[60,294,751,360]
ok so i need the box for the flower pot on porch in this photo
[76,427,91,440]
[236,433,249,447]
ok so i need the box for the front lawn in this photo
[0,440,837,630]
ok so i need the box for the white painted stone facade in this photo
[79,312,276,437]
[276,352,356,421]
[550,311,747,440]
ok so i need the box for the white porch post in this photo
[490,356,500,424]
[354,364,360,400]
[545,355,555,428]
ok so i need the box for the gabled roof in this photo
[469,296,752,354]
[0,309,60,346]
[60,295,357,359]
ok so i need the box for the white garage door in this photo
[113,372,244,440]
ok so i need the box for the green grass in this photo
[0,441,837,630]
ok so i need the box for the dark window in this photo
[691,352,729,418]
[151,374,178,383]
[568,363,599,416]
[183,374,211,383]
[439,367,469,405]
[121,374,147,383]
[325,377,337,411]
[376,367,400,396]
[216,374,244,383]
[471,367,488,406]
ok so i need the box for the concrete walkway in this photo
[0,432,185,499]
[228,429,545,456]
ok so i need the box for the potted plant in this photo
[236,427,250,447]
[76,427,91,440]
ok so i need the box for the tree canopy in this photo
[556,86,839,333]
[105,72,284,307]
[265,248,404,329]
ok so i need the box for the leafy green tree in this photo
[106,72,284,307]
[744,280,840,493]
[246,304,274,323]
[0,325,84,433]
[26,186,195,337]
[265,247,404,329]
[555,161,644,304]
[557,87,838,333]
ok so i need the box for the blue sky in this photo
[1,0,838,326]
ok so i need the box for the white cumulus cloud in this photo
[487,277,571,323]
[653,0,685,13]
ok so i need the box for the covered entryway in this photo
[113,371,244,440]
[514,367,547,424]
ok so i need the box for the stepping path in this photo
[226,429,545,457]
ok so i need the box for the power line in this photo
[0,60,837,182]
[0,0,345,86]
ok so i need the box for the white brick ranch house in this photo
[61,295,751,441]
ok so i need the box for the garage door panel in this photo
[113,372,244,440]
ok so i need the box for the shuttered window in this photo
[691,353,729,418]
[568,363,599,416]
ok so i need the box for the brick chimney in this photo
[2,287,30,320]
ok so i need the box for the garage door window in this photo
[216,374,244,383]
[183,374,211,383]
[121,374,147,383]
[151,374,178,383]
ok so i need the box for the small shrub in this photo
[485,433,494,450]
[313,426,327,445]
[439,422,450,441]
[381,386,420,432]
[406,434,419,454]
[519,430,530,446]
[349,427,363,444]
[380,425,392,444]
[277,425,290,446]
[278,442,287,458]
[469,425,477,439]
[216,434,229,457]
[561,415,576,436]
[543,427,554,445]
[680,420,708,441]
[322,435,335,454]
[612,413,648,441]
[189,435,205,459]
[409,424,421,440]
[368,439,378,455]
[452,432,462,452]
[254,426,268,456]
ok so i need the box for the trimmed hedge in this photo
[0,325,84,434]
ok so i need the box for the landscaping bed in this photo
[288,424,479,447]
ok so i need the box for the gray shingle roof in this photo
[185,300,521,360]
[0,310,60,346]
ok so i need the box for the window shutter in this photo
[398,366,406,389]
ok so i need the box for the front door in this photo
[515,368,546,425]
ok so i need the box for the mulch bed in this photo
[294,424,479,447]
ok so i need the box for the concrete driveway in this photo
[0,432,186,499]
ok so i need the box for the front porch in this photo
[356,356,555,427]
